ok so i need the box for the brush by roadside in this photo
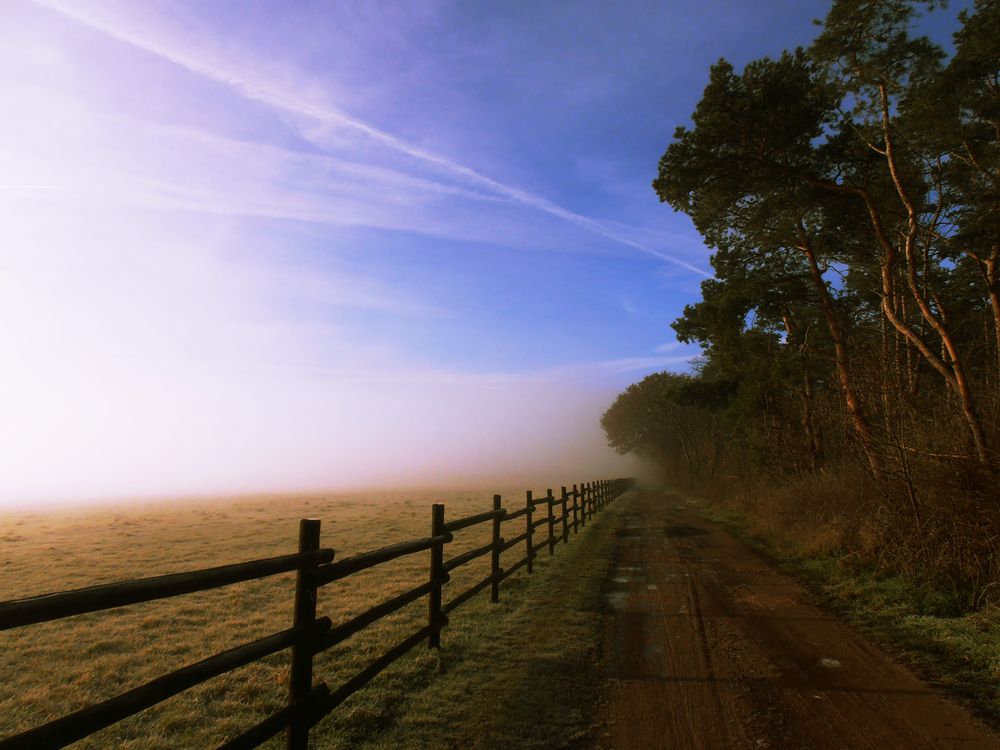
[692,497,1000,731]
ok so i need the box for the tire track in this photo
[595,489,1000,749]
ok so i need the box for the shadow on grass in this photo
[343,499,629,750]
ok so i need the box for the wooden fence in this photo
[0,478,634,749]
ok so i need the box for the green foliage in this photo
[605,0,1000,609]
[601,372,706,457]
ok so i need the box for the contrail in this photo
[32,0,710,277]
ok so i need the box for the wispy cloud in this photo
[32,0,709,277]
[342,353,695,388]
[0,100,540,246]
[654,341,682,353]
[0,185,65,190]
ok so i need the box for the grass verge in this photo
[691,498,1000,730]
[345,498,626,750]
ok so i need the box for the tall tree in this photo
[654,51,884,473]
[812,0,993,462]
[907,0,1000,375]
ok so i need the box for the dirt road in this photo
[596,489,1000,749]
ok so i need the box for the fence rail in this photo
[0,477,634,750]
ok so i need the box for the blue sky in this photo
[1,0,915,504]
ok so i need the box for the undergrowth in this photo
[694,495,1000,728]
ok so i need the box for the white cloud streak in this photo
[31,0,710,277]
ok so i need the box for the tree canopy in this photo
[602,0,1000,600]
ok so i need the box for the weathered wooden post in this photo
[525,490,534,574]
[578,483,586,528]
[573,483,581,530]
[428,503,445,649]
[560,486,569,544]
[491,494,503,603]
[546,488,555,555]
[287,518,321,750]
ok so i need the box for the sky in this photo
[1,0,850,506]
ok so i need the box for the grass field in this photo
[0,486,622,748]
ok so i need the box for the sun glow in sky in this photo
[0,0,834,506]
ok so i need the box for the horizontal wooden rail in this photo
[217,683,331,750]
[310,577,447,656]
[501,532,528,552]
[498,556,530,582]
[530,539,548,555]
[442,574,493,615]
[531,516,548,530]
[312,534,452,586]
[443,508,504,533]
[314,619,448,719]
[0,549,335,631]
[0,618,332,750]
[444,541,493,572]
[504,506,529,520]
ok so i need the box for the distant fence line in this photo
[0,478,635,749]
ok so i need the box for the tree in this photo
[601,372,732,483]
[812,0,992,462]
[654,50,884,473]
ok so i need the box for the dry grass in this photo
[0,486,594,748]
[693,489,1000,728]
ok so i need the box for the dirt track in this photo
[596,489,1000,749]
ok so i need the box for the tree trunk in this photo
[984,251,1000,379]
[796,226,882,476]
[783,311,821,470]
[878,83,990,464]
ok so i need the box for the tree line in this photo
[603,0,999,602]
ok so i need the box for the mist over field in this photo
[0,0,847,509]
[0,359,647,506]
[4,0,745,509]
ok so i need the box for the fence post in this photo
[573,483,581,530]
[560,486,569,544]
[579,483,587,528]
[491,494,502,603]
[525,490,534,574]
[428,503,445,649]
[546,489,555,555]
[587,482,593,520]
[286,518,321,750]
